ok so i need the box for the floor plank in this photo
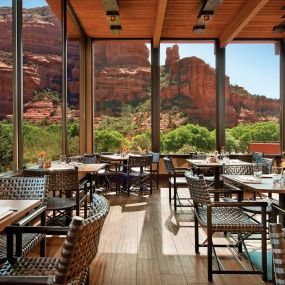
[41,182,272,285]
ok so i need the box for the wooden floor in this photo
[44,184,272,285]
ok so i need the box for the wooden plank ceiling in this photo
[49,0,285,44]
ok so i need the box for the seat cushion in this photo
[47,197,76,210]
[196,206,264,233]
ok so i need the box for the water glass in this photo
[253,164,262,181]
[60,154,66,164]
[272,166,283,186]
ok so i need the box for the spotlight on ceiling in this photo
[193,25,206,34]
[272,24,285,34]
[199,11,214,22]
[106,11,120,25]
[110,25,122,35]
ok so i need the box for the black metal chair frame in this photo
[163,156,190,211]
[118,155,153,196]
[186,172,267,282]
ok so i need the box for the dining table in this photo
[187,159,252,189]
[221,174,285,224]
[0,200,42,233]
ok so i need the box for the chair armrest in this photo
[208,188,242,195]
[0,276,53,284]
[5,225,69,235]
[209,201,268,208]
[14,206,46,227]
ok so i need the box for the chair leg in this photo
[238,233,242,253]
[168,181,171,203]
[174,185,177,212]
[149,175,152,194]
[262,224,267,281]
[195,213,199,254]
[208,232,213,282]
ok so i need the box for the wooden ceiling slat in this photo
[46,0,285,41]
[219,0,271,47]
[153,0,168,47]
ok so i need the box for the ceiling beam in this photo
[219,0,270,47]
[153,0,167,48]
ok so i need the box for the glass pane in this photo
[225,44,280,154]
[93,42,151,153]
[0,1,13,172]
[67,10,80,156]
[160,43,216,154]
[23,0,62,165]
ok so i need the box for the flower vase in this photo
[38,157,44,168]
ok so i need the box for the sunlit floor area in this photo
[39,184,272,285]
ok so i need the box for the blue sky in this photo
[0,0,47,7]
[160,43,280,99]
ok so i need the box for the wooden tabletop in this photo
[0,200,41,232]
[187,159,252,168]
[27,162,107,174]
[100,153,141,161]
[77,163,107,173]
[221,174,285,194]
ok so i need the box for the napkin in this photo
[235,175,261,184]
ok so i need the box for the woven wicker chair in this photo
[163,156,189,211]
[23,168,88,226]
[0,193,109,285]
[185,172,267,281]
[118,155,153,196]
[0,177,47,260]
[269,223,285,285]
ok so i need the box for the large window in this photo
[225,44,280,153]
[67,10,81,156]
[93,42,151,153]
[23,0,62,165]
[0,1,13,172]
[160,43,216,154]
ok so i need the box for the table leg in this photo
[279,193,285,226]
[214,167,220,201]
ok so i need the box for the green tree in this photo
[0,122,13,172]
[161,124,215,153]
[94,130,126,152]
[130,132,151,151]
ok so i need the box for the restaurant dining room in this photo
[0,0,285,284]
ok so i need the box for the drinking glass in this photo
[60,154,66,164]
[253,164,262,182]
[272,166,283,186]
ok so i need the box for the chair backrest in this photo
[80,154,96,164]
[23,168,79,197]
[252,152,263,163]
[163,156,175,174]
[99,152,114,163]
[55,194,110,284]
[128,155,152,173]
[261,158,273,174]
[151,152,160,163]
[269,223,285,285]
[185,172,211,206]
[223,164,253,175]
[0,177,47,202]
[192,153,207,160]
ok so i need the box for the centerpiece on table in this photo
[38,151,46,168]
